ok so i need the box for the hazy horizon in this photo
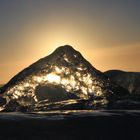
[0,0,140,84]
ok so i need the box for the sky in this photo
[0,0,140,84]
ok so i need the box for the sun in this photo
[44,73,61,84]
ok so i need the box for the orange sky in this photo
[0,0,140,84]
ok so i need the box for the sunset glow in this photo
[0,0,140,84]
